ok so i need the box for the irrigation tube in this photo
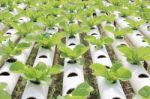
[0,39,34,94]
[88,26,126,99]
[62,34,84,95]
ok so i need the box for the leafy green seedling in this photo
[84,35,113,49]
[10,62,63,84]
[91,62,131,84]
[0,31,8,44]
[26,32,64,49]
[138,86,150,99]
[126,19,145,30]
[58,43,89,64]
[0,83,11,99]
[0,40,30,59]
[118,45,150,65]
[57,82,93,99]
[105,26,132,39]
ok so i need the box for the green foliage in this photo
[0,83,11,99]
[0,40,30,58]
[100,14,116,23]
[58,43,89,64]
[84,35,113,49]
[139,8,150,23]
[119,8,133,17]
[0,31,8,44]
[105,26,132,39]
[118,45,150,65]
[57,82,93,99]
[109,0,128,7]
[26,32,64,49]
[12,22,40,37]
[10,61,63,83]
[138,86,150,99]
[126,19,145,30]
[91,62,131,84]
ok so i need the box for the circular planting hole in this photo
[91,33,97,36]
[97,55,106,59]
[27,97,37,99]
[142,40,146,42]
[91,26,96,29]
[67,60,77,64]
[66,88,74,94]
[106,66,110,69]
[119,44,126,46]
[69,43,76,46]
[136,34,142,36]
[0,72,10,76]
[93,12,97,16]
[30,80,41,85]
[6,32,11,35]
[112,97,121,99]
[138,74,149,78]
[39,55,47,58]
[69,35,75,39]
[6,58,17,63]
[67,73,78,77]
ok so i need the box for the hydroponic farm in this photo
[0,0,150,99]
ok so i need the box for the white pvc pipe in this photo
[88,26,126,99]
[140,23,150,38]
[0,39,34,94]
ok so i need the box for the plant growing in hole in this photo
[126,18,145,30]
[84,35,113,50]
[38,15,59,30]
[60,23,89,37]
[105,26,132,39]
[0,31,8,44]
[138,86,150,99]
[58,43,89,64]
[0,83,11,99]
[91,62,131,84]
[0,40,30,59]
[100,14,116,23]
[109,0,128,7]
[0,10,12,23]
[12,22,40,38]
[82,16,103,29]
[10,62,63,84]
[57,82,93,99]
[139,8,150,23]
[117,45,150,65]
[26,32,64,49]
[119,7,133,17]
[0,0,11,7]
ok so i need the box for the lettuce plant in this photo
[26,32,64,49]
[0,40,30,59]
[119,8,133,17]
[12,22,40,37]
[84,35,113,49]
[10,61,63,84]
[0,83,11,99]
[57,82,93,99]
[91,62,131,84]
[58,43,89,64]
[105,26,132,39]
[0,31,8,44]
[109,0,128,7]
[138,86,150,99]
[118,45,150,65]
[38,15,60,29]
[60,23,88,36]
[100,14,116,23]
[139,8,150,23]
[126,19,145,30]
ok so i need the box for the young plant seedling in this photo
[0,31,8,44]
[118,45,150,65]
[57,82,93,99]
[138,86,150,99]
[10,62,63,84]
[58,43,89,64]
[0,83,11,99]
[0,40,30,60]
[126,18,145,30]
[91,62,131,84]
[105,26,132,39]
[84,35,113,50]
[26,32,64,49]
